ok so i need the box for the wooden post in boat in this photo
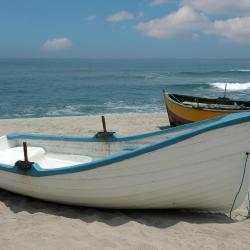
[23,142,28,162]
[102,115,107,133]
[14,142,34,170]
[224,83,228,98]
[95,116,115,138]
[195,98,199,109]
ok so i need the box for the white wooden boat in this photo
[0,112,250,212]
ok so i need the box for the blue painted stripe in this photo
[7,115,223,142]
[1,112,250,177]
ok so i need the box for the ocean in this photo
[0,58,250,119]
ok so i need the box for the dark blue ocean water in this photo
[0,58,250,118]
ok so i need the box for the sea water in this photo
[0,58,250,118]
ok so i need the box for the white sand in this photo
[0,112,250,250]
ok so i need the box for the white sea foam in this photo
[104,101,162,112]
[231,69,250,72]
[144,73,169,80]
[43,102,163,117]
[210,82,250,91]
[45,105,83,116]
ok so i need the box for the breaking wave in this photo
[231,69,250,72]
[210,82,250,91]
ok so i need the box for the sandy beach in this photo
[0,112,250,250]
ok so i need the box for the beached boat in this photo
[163,90,250,126]
[0,112,250,212]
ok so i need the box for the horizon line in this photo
[0,57,250,60]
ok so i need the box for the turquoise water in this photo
[0,58,250,118]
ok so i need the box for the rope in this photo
[248,192,250,218]
[170,94,182,104]
[229,152,249,218]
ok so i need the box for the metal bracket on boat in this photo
[15,142,34,171]
[95,116,115,138]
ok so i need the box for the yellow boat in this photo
[163,90,250,126]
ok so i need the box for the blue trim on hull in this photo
[1,112,250,177]
[7,115,223,142]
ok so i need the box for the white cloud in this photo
[208,17,250,43]
[136,6,208,38]
[138,11,144,18]
[42,38,72,51]
[182,0,250,15]
[107,11,135,22]
[150,0,168,6]
[86,15,97,21]
[136,5,250,44]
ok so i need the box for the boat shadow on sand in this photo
[0,189,235,228]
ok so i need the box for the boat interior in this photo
[0,117,219,170]
[168,93,250,110]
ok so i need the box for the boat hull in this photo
[0,121,250,211]
[164,93,245,126]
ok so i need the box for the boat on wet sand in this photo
[163,90,250,126]
[0,112,250,212]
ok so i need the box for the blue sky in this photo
[1,0,250,58]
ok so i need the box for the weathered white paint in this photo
[0,122,249,212]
